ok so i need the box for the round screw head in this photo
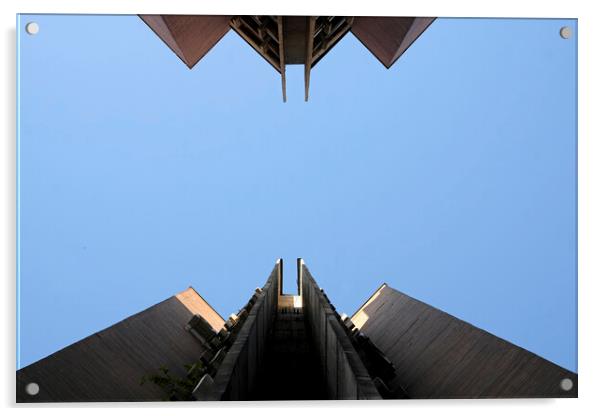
[25,382,40,396]
[25,22,39,35]
[560,378,573,391]
[559,26,572,39]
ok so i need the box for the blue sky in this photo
[17,15,577,372]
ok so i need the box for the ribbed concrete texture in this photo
[17,288,225,402]
[351,284,578,398]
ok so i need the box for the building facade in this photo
[17,260,577,402]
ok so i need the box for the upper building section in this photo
[139,15,436,101]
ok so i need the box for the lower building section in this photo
[16,260,577,402]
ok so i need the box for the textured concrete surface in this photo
[17,288,225,402]
[301,264,381,400]
[351,284,578,398]
[210,262,279,400]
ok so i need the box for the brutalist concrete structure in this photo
[139,15,436,101]
[16,259,577,402]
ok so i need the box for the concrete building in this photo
[16,288,224,401]
[139,15,436,101]
[351,284,577,398]
[17,260,577,402]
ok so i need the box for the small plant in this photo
[140,362,207,401]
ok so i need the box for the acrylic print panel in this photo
[16,14,577,402]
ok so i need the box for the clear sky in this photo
[17,15,577,372]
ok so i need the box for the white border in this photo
[2,1,600,415]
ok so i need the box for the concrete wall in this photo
[210,262,280,400]
[351,284,578,398]
[17,288,225,402]
[300,264,381,399]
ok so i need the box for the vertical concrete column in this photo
[299,262,381,400]
[208,261,280,400]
